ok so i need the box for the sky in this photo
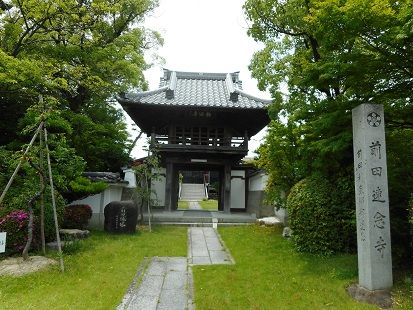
[126,0,271,158]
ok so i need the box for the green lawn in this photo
[178,200,189,209]
[199,199,218,210]
[1,225,412,309]
[0,226,187,310]
[192,226,413,310]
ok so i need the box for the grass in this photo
[1,225,411,309]
[178,200,189,209]
[0,226,187,310]
[199,199,218,210]
[192,225,413,310]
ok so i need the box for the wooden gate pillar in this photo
[165,162,174,212]
[223,164,231,213]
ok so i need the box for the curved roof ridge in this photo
[124,86,168,99]
[235,88,272,105]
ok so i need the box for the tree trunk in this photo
[22,201,34,260]
[23,161,46,260]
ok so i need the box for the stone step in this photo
[180,197,205,200]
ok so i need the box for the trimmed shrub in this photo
[0,210,31,254]
[287,175,356,255]
[63,204,92,229]
[409,195,413,257]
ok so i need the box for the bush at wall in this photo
[287,175,356,255]
[63,204,92,229]
[0,210,31,254]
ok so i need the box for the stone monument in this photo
[349,104,393,307]
[104,201,138,233]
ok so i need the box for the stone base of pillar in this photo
[347,284,392,309]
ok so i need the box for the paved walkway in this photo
[188,227,233,265]
[188,201,202,210]
[118,257,193,310]
[119,227,233,309]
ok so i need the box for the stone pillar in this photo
[223,164,231,213]
[165,162,173,212]
[352,104,392,291]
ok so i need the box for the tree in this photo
[0,0,162,171]
[245,0,413,259]
[244,0,413,188]
[133,141,160,231]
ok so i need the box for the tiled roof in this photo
[120,70,272,109]
[83,172,128,184]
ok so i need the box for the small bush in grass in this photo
[0,210,31,254]
[62,238,84,255]
[63,204,92,229]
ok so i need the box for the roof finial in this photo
[226,73,239,102]
[166,71,177,99]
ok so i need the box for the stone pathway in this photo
[118,257,193,310]
[188,227,233,265]
[188,201,202,210]
[119,227,233,309]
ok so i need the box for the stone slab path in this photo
[119,227,233,309]
[118,257,193,310]
[188,201,202,210]
[188,227,233,265]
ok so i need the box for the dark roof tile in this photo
[121,69,271,109]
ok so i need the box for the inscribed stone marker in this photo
[104,201,138,233]
[352,104,392,290]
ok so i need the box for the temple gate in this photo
[118,70,271,213]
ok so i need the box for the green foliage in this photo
[386,129,413,263]
[0,146,65,244]
[410,195,413,227]
[258,118,307,207]
[133,142,161,208]
[67,176,107,202]
[407,194,413,264]
[287,175,356,255]
[4,183,65,244]
[0,0,161,171]
[246,0,413,173]
[247,0,413,259]
[63,204,92,230]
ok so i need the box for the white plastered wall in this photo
[151,168,166,207]
[249,172,268,191]
[70,184,124,229]
[230,170,245,209]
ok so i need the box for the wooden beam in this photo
[164,162,173,211]
[223,164,231,213]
